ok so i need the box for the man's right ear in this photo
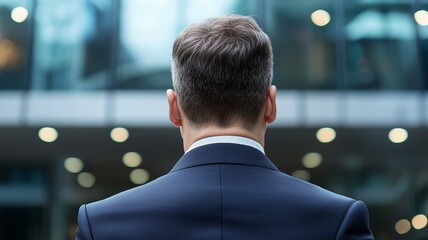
[166,89,183,127]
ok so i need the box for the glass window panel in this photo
[345,1,419,90]
[0,0,31,90]
[267,0,338,89]
[31,0,113,90]
[418,2,428,89]
[117,0,258,89]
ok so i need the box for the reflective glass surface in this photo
[117,0,258,89]
[0,0,31,90]
[31,0,114,90]
[268,0,338,89]
[419,1,428,89]
[1,0,427,91]
[345,1,420,90]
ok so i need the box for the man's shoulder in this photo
[85,173,173,214]
[271,170,357,207]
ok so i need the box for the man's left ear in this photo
[264,85,277,124]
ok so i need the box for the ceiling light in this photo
[111,127,129,143]
[302,152,323,169]
[130,169,150,185]
[123,152,142,168]
[64,157,84,173]
[395,219,411,234]
[311,9,331,27]
[414,10,428,26]
[77,172,96,188]
[38,127,58,143]
[412,214,427,230]
[11,7,28,23]
[388,128,408,143]
[316,127,336,143]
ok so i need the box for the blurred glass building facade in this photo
[1,0,428,239]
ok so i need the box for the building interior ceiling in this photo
[1,126,427,201]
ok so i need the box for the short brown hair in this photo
[172,15,273,129]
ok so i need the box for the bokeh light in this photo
[412,214,428,230]
[11,7,29,23]
[38,127,58,143]
[0,39,16,68]
[123,152,142,168]
[414,10,428,26]
[316,127,336,143]
[311,9,331,27]
[388,128,408,143]
[130,169,150,185]
[395,219,411,234]
[64,157,84,173]
[110,127,129,143]
[77,172,96,188]
[302,152,323,169]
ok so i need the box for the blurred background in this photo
[1,0,428,239]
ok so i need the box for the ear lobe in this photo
[264,85,277,124]
[167,89,183,127]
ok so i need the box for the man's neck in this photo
[181,124,266,152]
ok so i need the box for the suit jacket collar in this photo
[170,143,279,172]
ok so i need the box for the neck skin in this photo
[180,120,267,152]
[166,86,277,152]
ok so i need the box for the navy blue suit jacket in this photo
[76,143,373,240]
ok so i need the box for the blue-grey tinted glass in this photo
[418,2,428,89]
[31,0,113,90]
[117,0,257,89]
[267,0,337,89]
[0,1,31,90]
[345,1,419,90]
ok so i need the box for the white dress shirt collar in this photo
[186,136,265,154]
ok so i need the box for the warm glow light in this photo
[123,152,142,168]
[11,7,29,23]
[414,10,428,26]
[0,39,16,68]
[77,172,96,188]
[291,170,311,181]
[311,9,331,27]
[64,157,84,173]
[412,214,428,230]
[316,127,336,143]
[130,169,150,184]
[395,219,411,234]
[0,39,15,55]
[110,127,129,143]
[388,128,408,143]
[302,152,323,169]
[38,127,58,142]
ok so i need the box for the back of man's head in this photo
[172,15,273,129]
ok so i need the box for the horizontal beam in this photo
[0,91,426,127]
